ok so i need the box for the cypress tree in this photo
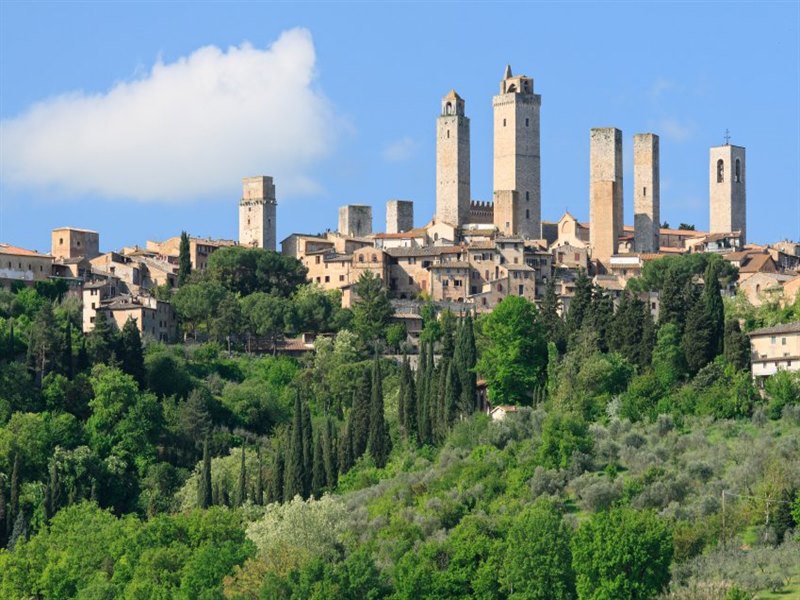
[682,285,713,374]
[212,481,221,506]
[659,267,688,333]
[350,367,372,459]
[724,319,750,371]
[703,261,725,359]
[63,321,74,380]
[178,231,192,286]
[119,317,145,385]
[8,509,28,551]
[323,417,338,488]
[540,277,566,351]
[7,320,15,361]
[338,420,354,475]
[566,269,592,335]
[0,477,6,548]
[610,293,646,366]
[268,447,284,504]
[301,399,313,497]
[398,356,407,436]
[311,432,325,498]
[285,393,305,500]
[198,438,212,508]
[443,359,459,427]
[434,358,448,442]
[9,454,19,535]
[588,287,614,352]
[236,444,246,507]
[46,460,59,520]
[459,314,477,415]
[401,358,417,441]
[255,447,264,506]
[367,356,390,468]
[77,335,89,373]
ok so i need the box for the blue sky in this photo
[1,1,798,253]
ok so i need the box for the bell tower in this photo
[709,140,746,243]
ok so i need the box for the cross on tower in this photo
[724,128,731,145]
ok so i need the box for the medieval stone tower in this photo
[436,90,471,227]
[338,205,373,237]
[589,128,623,267]
[633,133,660,253]
[709,143,746,243]
[492,65,541,239]
[239,176,277,251]
[386,200,414,234]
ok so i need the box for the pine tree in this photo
[178,231,192,286]
[285,393,305,500]
[236,444,246,507]
[301,399,313,497]
[724,319,751,371]
[27,302,60,383]
[682,285,713,374]
[323,417,338,489]
[198,438,212,508]
[119,317,145,385]
[350,367,372,459]
[87,310,117,365]
[566,269,592,335]
[610,293,647,366]
[311,431,325,498]
[63,321,74,380]
[268,447,284,504]
[367,356,390,468]
[703,261,725,359]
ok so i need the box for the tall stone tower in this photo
[493,65,541,239]
[589,128,623,267]
[338,205,373,237]
[633,133,660,253]
[239,176,277,251]
[709,143,746,243]
[386,200,414,234]
[436,90,470,227]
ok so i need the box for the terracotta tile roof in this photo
[740,253,775,273]
[0,243,53,258]
[748,322,800,337]
[429,261,471,269]
[374,228,426,239]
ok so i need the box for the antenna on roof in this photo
[724,128,731,145]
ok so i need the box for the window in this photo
[442,280,449,287]
[525,118,529,127]
[782,337,787,345]
[77,241,81,247]
[717,159,724,183]
[339,275,345,282]
[324,275,330,283]
[503,118,506,127]
[408,276,414,285]
[526,209,530,219]
[471,285,477,294]
[315,256,321,264]
[408,257,416,264]
[574,252,580,262]
[447,130,450,139]
[497,283,503,292]
[735,158,741,183]
[518,285,524,295]
[643,187,647,197]
[445,101,452,115]
[454,280,462,287]
[485,270,489,280]
[359,255,364,263]
[90,316,95,324]
[315,277,321,283]
[525,191,529,201]
[771,336,777,344]
[513,257,519,264]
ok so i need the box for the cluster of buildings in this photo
[2,65,798,381]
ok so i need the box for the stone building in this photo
[710,143,746,243]
[436,90,471,228]
[338,205,373,237]
[239,176,277,251]
[493,190,519,237]
[147,236,235,272]
[51,227,100,260]
[589,128,623,268]
[386,200,414,234]
[749,322,800,382]
[633,133,660,253]
[0,243,54,290]
[493,65,541,239]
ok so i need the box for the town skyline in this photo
[1,2,798,253]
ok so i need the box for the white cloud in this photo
[648,77,674,99]
[382,136,417,162]
[656,117,693,142]
[0,29,337,202]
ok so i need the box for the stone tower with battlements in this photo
[633,133,660,253]
[709,143,746,243]
[386,200,414,234]
[436,90,471,228]
[492,65,541,239]
[239,176,277,251]
[589,128,623,267]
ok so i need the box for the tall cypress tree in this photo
[540,277,566,351]
[443,360,459,427]
[301,399,313,497]
[268,447,284,504]
[7,320,15,361]
[588,287,614,353]
[350,367,372,459]
[682,284,713,374]
[178,231,192,286]
[285,393,305,500]
[236,444,246,507]
[459,314,477,415]
[198,438,212,508]
[119,317,145,385]
[401,358,417,441]
[434,358,448,442]
[63,321,74,380]
[45,460,59,520]
[724,319,750,371]
[77,335,89,373]
[610,293,646,365]
[367,356,390,468]
[338,420,354,475]
[323,417,338,488]
[659,267,688,333]
[311,431,325,498]
[398,356,407,437]
[566,269,592,335]
[255,447,264,506]
[0,476,6,548]
[9,454,19,536]
[703,261,725,359]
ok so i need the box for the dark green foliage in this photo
[723,319,750,371]
[206,245,307,297]
[349,367,372,459]
[538,411,592,469]
[541,276,566,352]
[572,507,673,600]
[178,230,191,286]
[658,267,689,333]
[9,454,19,537]
[352,271,394,348]
[198,438,212,508]
[367,357,390,468]
[46,459,59,520]
[63,320,73,380]
[652,323,686,386]
[338,419,354,475]
[311,431,325,498]
[399,357,417,441]
[322,417,338,489]
[236,444,246,507]
[588,286,614,352]
[682,284,714,375]
[301,398,313,496]
[86,310,118,366]
[703,261,725,359]
[567,269,592,335]
[453,314,477,419]
[268,446,284,504]
[285,393,306,500]
[610,293,652,368]
[27,301,62,382]
[119,317,145,385]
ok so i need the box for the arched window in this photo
[735,158,741,183]
[445,101,452,115]
[717,159,724,183]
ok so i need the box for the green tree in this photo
[476,296,548,405]
[206,246,307,297]
[178,231,192,286]
[703,261,725,359]
[723,319,750,371]
[268,446,285,504]
[63,320,74,380]
[588,286,614,352]
[301,397,313,496]
[658,266,689,333]
[322,417,338,489]
[651,323,685,386]
[118,317,145,385]
[311,431,325,498]
[241,291,288,354]
[504,499,576,599]
[367,357,390,468]
[236,443,247,507]
[26,301,62,383]
[682,284,714,374]
[173,279,227,340]
[540,276,566,352]
[197,437,212,508]
[211,293,243,352]
[285,393,305,500]
[349,367,372,459]
[352,271,393,349]
[610,293,651,368]
[454,314,477,419]
[566,270,592,335]
[537,411,592,469]
[572,508,673,600]
[86,310,118,365]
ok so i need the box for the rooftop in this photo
[0,243,52,258]
[748,322,800,337]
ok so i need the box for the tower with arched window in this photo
[239,176,277,251]
[709,143,746,243]
[492,65,542,239]
[436,90,470,228]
